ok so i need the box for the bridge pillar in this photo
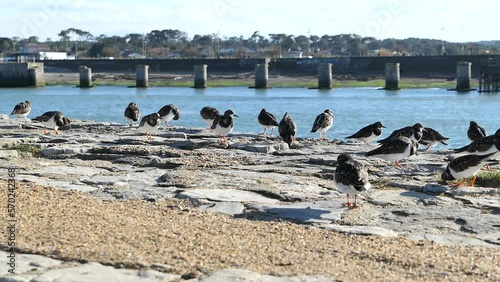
[456,61,471,91]
[317,63,332,89]
[254,63,268,88]
[384,63,400,90]
[136,65,149,88]
[79,66,92,88]
[194,64,207,88]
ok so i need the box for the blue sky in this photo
[2,0,497,42]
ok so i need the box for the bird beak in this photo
[422,128,428,132]
[234,114,239,117]
[382,125,386,128]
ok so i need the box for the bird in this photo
[467,121,487,142]
[158,104,180,128]
[495,129,500,152]
[32,111,70,135]
[124,102,141,127]
[346,121,386,144]
[418,127,449,151]
[278,112,297,147]
[378,123,425,144]
[200,107,220,129]
[138,113,161,140]
[211,109,238,143]
[258,108,279,135]
[454,133,499,157]
[334,154,372,208]
[441,152,497,187]
[366,136,418,168]
[311,109,334,140]
[10,100,32,120]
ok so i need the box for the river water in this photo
[0,86,498,148]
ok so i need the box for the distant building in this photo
[20,43,50,53]
[285,51,303,58]
[121,51,146,59]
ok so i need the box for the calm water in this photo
[0,86,498,148]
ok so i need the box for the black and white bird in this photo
[378,123,425,144]
[124,102,141,127]
[211,109,238,143]
[200,106,220,129]
[441,152,497,187]
[278,112,297,147]
[10,100,32,120]
[367,136,418,168]
[346,121,385,144]
[418,127,449,151]
[495,129,500,152]
[311,109,334,140]
[258,108,279,135]
[138,113,161,140]
[467,121,487,142]
[157,104,180,127]
[334,154,372,208]
[454,133,499,157]
[32,111,70,135]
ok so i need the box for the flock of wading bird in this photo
[9,100,500,208]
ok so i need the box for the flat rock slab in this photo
[199,202,245,215]
[322,224,399,237]
[191,268,333,282]
[253,200,347,224]
[21,262,179,282]
[178,189,280,204]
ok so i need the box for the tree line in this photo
[1,28,499,59]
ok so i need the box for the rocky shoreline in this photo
[0,118,499,281]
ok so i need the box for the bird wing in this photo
[367,138,409,156]
[311,113,331,132]
[335,161,369,191]
[455,136,495,153]
[346,124,372,139]
[259,111,279,126]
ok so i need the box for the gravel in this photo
[1,181,498,281]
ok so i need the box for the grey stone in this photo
[40,146,91,157]
[230,143,288,154]
[157,132,187,139]
[33,166,104,176]
[31,262,180,282]
[0,250,62,275]
[0,276,32,282]
[0,150,19,158]
[0,137,39,148]
[254,200,347,224]
[199,202,245,215]
[322,224,398,237]
[191,268,333,282]
[178,189,280,204]
[422,183,448,194]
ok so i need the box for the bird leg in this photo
[469,176,477,187]
[43,129,50,135]
[344,195,352,207]
[261,128,267,135]
[480,164,491,171]
[450,179,467,187]
[352,195,360,209]
[270,127,275,135]
[55,130,60,135]
[394,161,403,169]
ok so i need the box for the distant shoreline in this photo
[43,72,461,88]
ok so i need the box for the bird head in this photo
[224,109,238,117]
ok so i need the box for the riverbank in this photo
[43,72,460,88]
[0,118,498,281]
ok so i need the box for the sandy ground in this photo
[1,180,498,281]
